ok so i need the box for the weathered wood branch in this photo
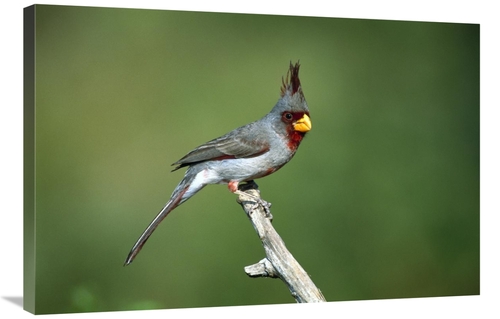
[237,182,326,303]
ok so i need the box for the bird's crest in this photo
[280,61,302,97]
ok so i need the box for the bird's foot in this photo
[245,181,272,219]
[235,183,273,221]
[246,196,272,220]
[256,199,273,220]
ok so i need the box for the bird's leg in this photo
[239,180,260,193]
[230,181,273,220]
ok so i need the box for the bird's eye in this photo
[283,112,293,121]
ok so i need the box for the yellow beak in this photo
[293,114,312,133]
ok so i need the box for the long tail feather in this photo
[124,171,202,266]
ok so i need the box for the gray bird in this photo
[124,62,312,265]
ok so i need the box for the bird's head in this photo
[269,61,312,150]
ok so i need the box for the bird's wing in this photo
[171,123,270,171]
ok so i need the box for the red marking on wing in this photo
[213,154,237,161]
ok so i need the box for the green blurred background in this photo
[31,4,479,314]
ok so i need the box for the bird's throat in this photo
[286,130,305,151]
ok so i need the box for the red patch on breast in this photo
[286,130,305,151]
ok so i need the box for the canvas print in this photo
[24,4,479,315]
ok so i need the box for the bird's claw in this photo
[253,199,273,220]
[236,183,272,220]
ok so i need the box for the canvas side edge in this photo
[23,4,36,314]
